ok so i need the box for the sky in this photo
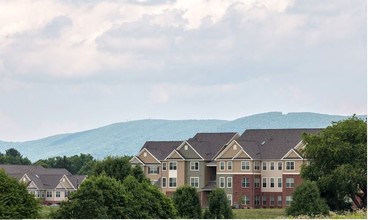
[0,0,366,141]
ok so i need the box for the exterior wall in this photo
[144,166,161,182]
[217,174,233,204]
[282,174,302,207]
[177,161,186,187]
[178,144,202,159]
[138,149,160,164]
[43,190,75,204]
[185,160,206,189]
[282,160,304,173]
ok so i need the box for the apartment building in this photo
[130,128,321,208]
[0,165,86,205]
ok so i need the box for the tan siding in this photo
[167,151,183,159]
[177,161,185,187]
[138,149,159,164]
[144,166,161,181]
[218,144,241,159]
[284,150,301,159]
[234,151,251,159]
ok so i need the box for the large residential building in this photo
[0,165,86,205]
[130,128,321,208]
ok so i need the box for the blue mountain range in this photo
[0,112,364,162]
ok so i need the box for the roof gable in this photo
[129,156,145,165]
[281,149,303,160]
[233,149,252,160]
[165,150,185,160]
[177,141,203,160]
[137,149,160,164]
[138,141,183,161]
[215,141,242,160]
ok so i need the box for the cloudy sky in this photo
[0,0,366,141]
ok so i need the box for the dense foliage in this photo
[0,148,31,165]
[52,175,177,219]
[206,188,233,219]
[34,153,95,175]
[301,116,367,210]
[287,180,329,216]
[172,185,202,218]
[0,169,40,218]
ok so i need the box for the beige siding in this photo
[177,161,185,187]
[284,150,301,159]
[283,160,304,173]
[144,166,161,181]
[218,144,241,159]
[138,149,159,164]
[233,151,251,159]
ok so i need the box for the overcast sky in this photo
[0,0,366,141]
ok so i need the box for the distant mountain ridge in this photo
[0,112,365,162]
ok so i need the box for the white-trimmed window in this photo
[277,196,282,206]
[227,177,232,188]
[270,177,275,188]
[262,195,267,205]
[162,177,167,188]
[227,194,233,205]
[254,161,260,171]
[241,161,250,171]
[233,144,237,150]
[46,191,52,198]
[243,195,250,205]
[190,162,199,171]
[262,161,267,171]
[242,177,250,188]
[286,161,295,170]
[278,161,283,170]
[190,177,199,188]
[162,162,167,171]
[254,195,260,205]
[148,166,159,175]
[286,196,292,206]
[184,145,188,150]
[270,195,275,206]
[143,152,147,157]
[270,162,275,170]
[286,178,295,188]
[169,178,177,188]
[254,177,260,188]
[227,161,233,171]
[278,177,282,188]
[65,191,69,198]
[262,177,267,188]
[219,177,225,188]
[220,161,225,171]
[56,191,61,198]
[169,162,177,170]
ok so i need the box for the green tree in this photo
[207,188,233,219]
[122,176,177,219]
[0,169,40,218]
[286,180,329,216]
[301,116,367,210]
[0,148,31,165]
[52,175,128,219]
[172,185,202,218]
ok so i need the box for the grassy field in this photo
[233,208,285,219]
[39,205,59,219]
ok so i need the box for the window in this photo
[262,161,267,170]
[184,145,188,150]
[254,195,260,206]
[169,178,177,188]
[262,195,267,205]
[233,145,237,150]
[242,177,250,188]
[278,177,282,188]
[46,191,52,198]
[219,177,225,188]
[241,161,250,171]
[243,195,250,205]
[220,161,225,171]
[278,161,283,170]
[41,191,45,198]
[162,162,167,171]
[169,162,177,170]
[254,177,260,188]
[143,152,147,157]
[148,166,159,175]
[286,161,295,170]
[270,162,275,170]
[227,177,232,188]
[190,177,199,188]
[227,161,233,171]
[286,178,295,188]
[227,194,233,205]
[262,177,267,188]
[277,196,282,206]
[270,195,275,206]
[65,191,69,198]
[190,162,199,171]
[254,161,260,170]
[270,178,275,188]
[162,177,167,188]
[56,191,61,198]
[286,196,292,206]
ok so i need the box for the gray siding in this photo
[185,161,206,190]
[178,144,202,159]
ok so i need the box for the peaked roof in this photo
[139,141,183,161]
[187,132,237,160]
[237,128,322,160]
[0,165,71,175]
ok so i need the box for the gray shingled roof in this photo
[237,129,322,160]
[139,141,183,161]
[187,132,238,160]
[0,165,86,190]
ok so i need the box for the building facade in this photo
[130,128,321,208]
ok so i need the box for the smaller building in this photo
[0,165,86,205]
